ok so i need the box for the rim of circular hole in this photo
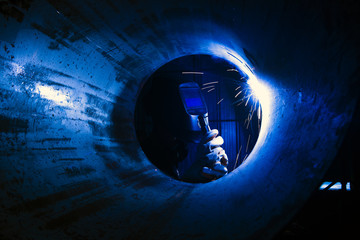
[134,54,263,183]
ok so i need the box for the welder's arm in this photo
[181,129,228,183]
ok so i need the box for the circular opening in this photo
[135,54,262,183]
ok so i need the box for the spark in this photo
[201,85,215,90]
[209,43,274,163]
[182,71,204,75]
[235,86,241,91]
[249,108,255,121]
[244,118,248,127]
[232,89,249,105]
[217,98,224,104]
[207,88,215,92]
[233,97,244,105]
[236,100,244,106]
[234,90,243,98]
[246,135,251,152]
[234,145,242,169]
[203,81,218,86]
[249,104,254,115]
[246,117,251,129]
[243,154,249,163]
[245,94,253,106]
[226,51,243,64]
[227,68,239,72]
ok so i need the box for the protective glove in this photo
[181,129,228,183]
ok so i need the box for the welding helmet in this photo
[149,75,208,143]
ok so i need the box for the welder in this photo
[141,74,228,183]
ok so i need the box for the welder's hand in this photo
[182,129,228,183]
[199,129,228,180]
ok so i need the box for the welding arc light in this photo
[209,43,273,157]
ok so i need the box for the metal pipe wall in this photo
[0,0,359,239]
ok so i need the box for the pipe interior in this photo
[0,0,359,239]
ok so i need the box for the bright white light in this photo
[208,43,273,151]
[35,83,72,107]
[346,182,351,191]
[11,63,24,76]
[329,182,342,190]
[319,181,351,191]
[319,181,332,190]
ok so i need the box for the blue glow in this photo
[208,43,273,164]
[185,97,203,108]
[329,182,342,190]
[319,182,351,191]
[319,181,332,190]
